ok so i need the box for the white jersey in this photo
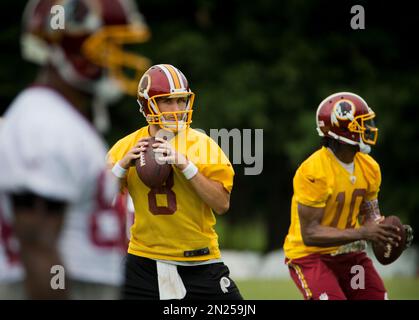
[0,87,126,285]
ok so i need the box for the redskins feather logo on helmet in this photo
[331,99,356,126]
[137,64,195,132]
[316,92,378,153]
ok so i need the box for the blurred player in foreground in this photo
[283,92,413,300]
[0,0,150,299]
[0,118,25,299]
[107,64,243,300]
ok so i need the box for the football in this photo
[372,215,406,265]
[135,137,172,188]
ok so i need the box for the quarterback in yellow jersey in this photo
[283,92,413,300]
[107,64,242,300]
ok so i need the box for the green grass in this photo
[237,278,419,300]
[237,279,301,300]
[383,278,419,300]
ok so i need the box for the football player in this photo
[0,0,150,299]
[107,64,243,300]
[283,92,414,300]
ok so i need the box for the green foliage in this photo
[216,218,267,252]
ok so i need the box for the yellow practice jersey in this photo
[283,146,381,260]
[107,126,234,261]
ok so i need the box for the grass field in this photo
[236,278,419,300]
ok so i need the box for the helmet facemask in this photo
[138,92,195,132]
[82,24,151,96]
[348,112,378,146]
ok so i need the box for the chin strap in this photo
[92,98,110,133]
[358,138,371,154]
[91,80,125,133]
[318,128,373,154]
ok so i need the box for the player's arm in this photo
[182,170,230,215]
[107,138,149,188]
[152,138,230,215]
[298,203,401,248]
[359,199,414,248]
[11,192,68,299]
[117,138,150,170]
[359,199,383,224]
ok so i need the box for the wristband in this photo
[111,161,128,179]
[182,161,198,180]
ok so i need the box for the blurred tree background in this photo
[1,0,418,252]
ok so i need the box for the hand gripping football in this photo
[135,137,172,188]
[372,215,406,265]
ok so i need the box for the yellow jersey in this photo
[107,126,234,261]
[283,147,381,259]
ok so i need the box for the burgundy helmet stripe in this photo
[157,64,177,92]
